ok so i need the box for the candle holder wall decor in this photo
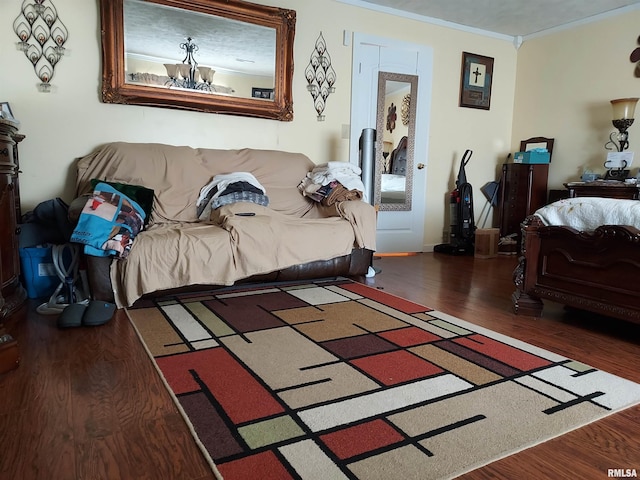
[630,35,640,76]
[401,93,411,126]
[304,32,336,121]
[13,0,68,92]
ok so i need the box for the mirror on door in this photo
[374,71,418,211]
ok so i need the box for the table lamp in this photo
[606,97,639,152]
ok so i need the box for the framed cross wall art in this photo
[459,52,494,110]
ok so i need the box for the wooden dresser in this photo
[499,163,549,250]
[0,118,25,373]
[564,181,640,200]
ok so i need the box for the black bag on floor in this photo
[20,197,74,248]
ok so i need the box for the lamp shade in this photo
[611,98,639,120]
[177,64,191,79]
[198,66,215,83]
[164,63,178,78]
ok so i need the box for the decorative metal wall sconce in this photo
[630,35,640,77]
[386,103,396,133]
[401,94,411,126]
[305,32,336,121]
[13,0,68,92]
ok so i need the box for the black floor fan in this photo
[434,149,476,255]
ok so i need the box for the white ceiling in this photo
[124,0,640,79]
[124,0,276,76]
[353,0,640,38]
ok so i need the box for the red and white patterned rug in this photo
[126,278,640,480]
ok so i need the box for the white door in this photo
[350,33,433,252]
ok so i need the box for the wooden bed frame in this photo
[512,215,640,324]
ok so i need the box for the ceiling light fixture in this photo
[164,37,216,92]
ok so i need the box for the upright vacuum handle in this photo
[456,149,473,187]
[462,149,473,166]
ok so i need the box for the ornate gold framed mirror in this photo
[99,0,296,121]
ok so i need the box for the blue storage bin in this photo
[514,151,550,164]
[19,245,59,299]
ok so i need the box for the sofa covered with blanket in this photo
[73,142,377,307]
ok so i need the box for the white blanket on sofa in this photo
[534,197,640,230]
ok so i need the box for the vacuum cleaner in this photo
[434,149,476,255]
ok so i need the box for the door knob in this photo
[417,163,425,169]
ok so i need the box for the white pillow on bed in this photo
[534,197,640,231]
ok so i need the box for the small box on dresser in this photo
[514,151,551,164]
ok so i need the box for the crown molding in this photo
[336,0,640,48]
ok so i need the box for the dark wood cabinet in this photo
[564,181,640,200]
[0,118,26,322]
[499,163,549,249]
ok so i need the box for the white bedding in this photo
[381,173,405,192]
[534,197,640,231]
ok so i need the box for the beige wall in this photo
[1,0,517,250]
[513,11,640,190]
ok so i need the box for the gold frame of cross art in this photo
[459,51,494,110]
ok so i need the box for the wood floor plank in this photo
[1,253,638,480]
[0,356,76,480]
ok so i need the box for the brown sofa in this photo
[74,142,376,307]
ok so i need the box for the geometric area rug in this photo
[125,278,640,480]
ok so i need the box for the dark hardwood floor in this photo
[1,253,639,479]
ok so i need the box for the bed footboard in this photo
[512,215,640,324]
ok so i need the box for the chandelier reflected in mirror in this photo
[164,37,216,92]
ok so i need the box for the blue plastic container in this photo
[514,151,550,164]
[19,246,60,299]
